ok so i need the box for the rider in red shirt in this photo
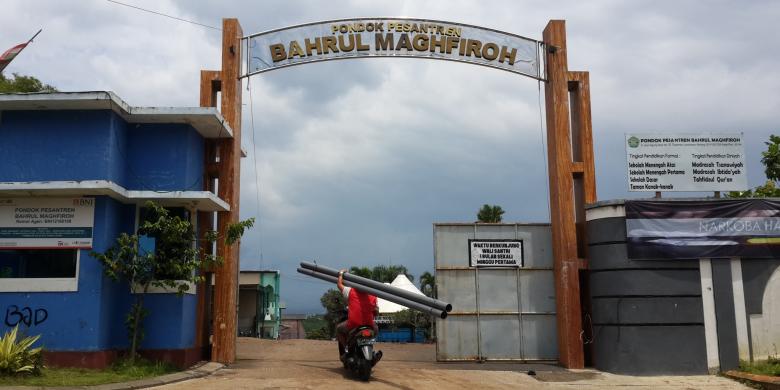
[336,269,382,365]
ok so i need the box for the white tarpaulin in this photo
[377,274,426,314]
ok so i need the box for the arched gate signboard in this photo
[245,18,543,80]
[201,17,595,370]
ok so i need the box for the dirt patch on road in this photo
[152,338,748,390]
[237,338,560,372]
[237,338,434,363]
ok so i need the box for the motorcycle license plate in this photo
[357,339,375,346]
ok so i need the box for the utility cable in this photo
[247,77,264,268]
[106,0,221,31]
[537,80,552,222]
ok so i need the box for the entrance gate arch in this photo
[197,18,595,369]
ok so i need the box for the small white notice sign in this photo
[469,239,523,267]
[625,133,748,192]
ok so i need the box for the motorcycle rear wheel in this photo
[357,358,372,381]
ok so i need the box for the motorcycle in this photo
[339,325,382,381]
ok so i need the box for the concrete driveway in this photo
[152,338,747,389]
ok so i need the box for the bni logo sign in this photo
[627,136,640,148]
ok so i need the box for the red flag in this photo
[0,30,41,74]
[0,43,29,73]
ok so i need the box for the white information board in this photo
[625,133,748,192]
[0,198,95,249]
[469,239,523,267]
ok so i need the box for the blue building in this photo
[0,91,233,368]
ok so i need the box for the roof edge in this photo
[0,180,230,212]
[0,91,234,139]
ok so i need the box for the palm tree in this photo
[419,271,435,298]
[418,271,437,341]
[349,266,372,278]
[477,204,505,223]
[372,265,413,283]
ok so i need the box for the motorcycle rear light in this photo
[361,330,372,337]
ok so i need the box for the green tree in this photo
[477,204,505,223]
[0,73,57,93]
[349,264,413,283]
[302,315,329,340]
[320,289,346,338]
[729,135,780,198]
[419,271,435,298]
[418,271,437,341]
[372,264,413,283]
[761,135,780,181]
[91,201,253,363]
[348,266,372,279]
[304,326,330,340]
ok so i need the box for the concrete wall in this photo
[587,214,707,374]
[747,264,780,359]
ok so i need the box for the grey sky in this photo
[2,0,779,313]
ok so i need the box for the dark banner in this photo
[625,199,780,259]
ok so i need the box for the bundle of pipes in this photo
[297,261,452,319]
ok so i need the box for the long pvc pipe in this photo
[297,267,447,319]
[300,261,452,313]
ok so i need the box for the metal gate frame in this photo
[434,223,558,362]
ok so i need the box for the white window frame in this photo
[0,250,80,292]
[131,204,197,295]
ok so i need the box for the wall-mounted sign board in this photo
[626,199,780,259]
[625,133,747,192]
[0,198,94,249]
[468,239,523,267]
[245,18,542,80]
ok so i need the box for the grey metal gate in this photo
[434,223,557,361]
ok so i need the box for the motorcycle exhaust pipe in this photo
[297,267,447,319]
[300,261,452,313]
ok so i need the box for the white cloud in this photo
[1,0,220,106]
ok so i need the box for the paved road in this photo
[153,338,748,389]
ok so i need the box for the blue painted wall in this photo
[0,110,127,185]
[0,110,204,193]
[105,287,197,350]
[125,124,204,192]
[141,294,197,349]
[0,197,133,350]
[0,108,205,353]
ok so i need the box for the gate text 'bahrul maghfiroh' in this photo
[269,22,521,66]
